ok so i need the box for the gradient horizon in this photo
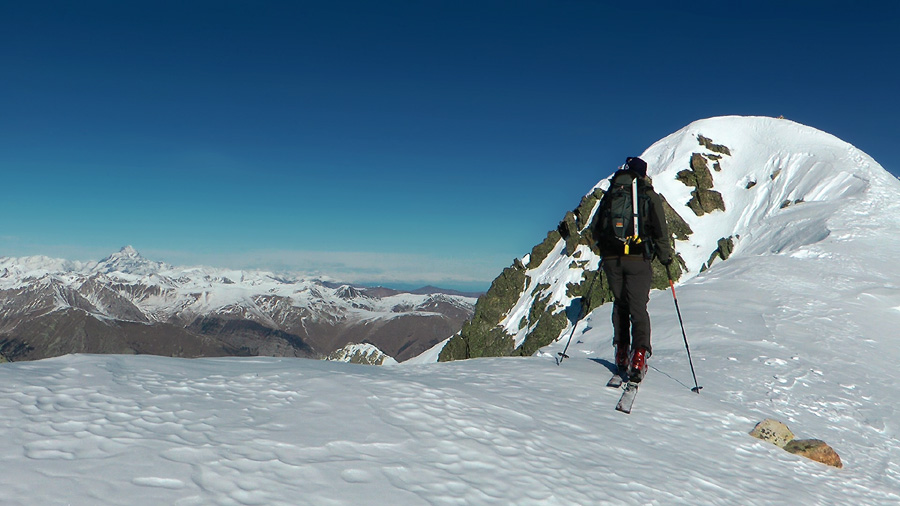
[2,1,897,290]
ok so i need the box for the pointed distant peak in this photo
[336,285,367,300]
[118,245,140,257]
[95,246,161,276]
[101,245,143,262]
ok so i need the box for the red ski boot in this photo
[629,347,648,382]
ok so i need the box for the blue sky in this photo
[2,1,897,290]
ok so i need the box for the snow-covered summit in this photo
[638,115,898,275]
[92,245,165,277]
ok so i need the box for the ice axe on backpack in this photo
[666,264,702,393]
[624,177,642,255]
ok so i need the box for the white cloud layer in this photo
[147,248,508,290]
[0,239,512,291]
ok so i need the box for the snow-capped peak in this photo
[639,115,898,276]
[93,245,164,277]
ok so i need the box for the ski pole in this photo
[557,261,602,365]
[666,264,702,393]
[555,318,579,365]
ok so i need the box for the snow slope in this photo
[1,116,899,504]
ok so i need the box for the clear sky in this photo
[2,0,897,290]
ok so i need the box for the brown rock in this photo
[690,153,715,189]
[688,189,726,216]
[697,134,732,155]
[784,439,843,468]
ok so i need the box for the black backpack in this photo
[594,169,653,255]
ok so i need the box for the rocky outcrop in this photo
[558,189,605,255]
[676,135,732,217]
[514,290,567,357]
[662,195,693,241]
[439,262,525,361]
[780,198,805,209]
[529,231,562,269]
[677,153,726,216]
[698,134,732,156]
[702,236,736,272]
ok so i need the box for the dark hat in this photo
[625,157,648,177]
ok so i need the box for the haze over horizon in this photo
[2,1,897,291]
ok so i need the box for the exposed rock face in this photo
[783,439,843,468]
[675,135,732,217]
[677,153,715,190]
[662,196,693,241]
[687,188,726,216]
[514,288,567,357]
[749,418,795,448]
[698,134,732,155]
[439,263,524,361]
[703,236,736,272]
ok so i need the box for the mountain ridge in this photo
[0,247,476,363]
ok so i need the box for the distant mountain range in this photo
[0,246,476,363]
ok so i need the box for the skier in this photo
[593,156,673,382]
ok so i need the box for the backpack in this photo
[594,169,654,256]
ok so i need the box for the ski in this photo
[606,372,627,388]
[615,381,640,414]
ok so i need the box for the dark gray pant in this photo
[602,257,653,355]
